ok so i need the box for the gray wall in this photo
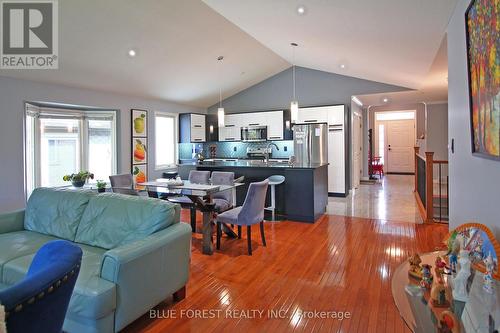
[426,103,448,161]
[0,76,202,213]
[207,66,408,113]
[208,66,408,190]
[447,0,500,238]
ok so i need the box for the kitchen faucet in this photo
[264,142,279,163]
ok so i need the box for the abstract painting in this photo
[466,0,500,159]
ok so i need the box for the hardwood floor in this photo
[123,212,448,333]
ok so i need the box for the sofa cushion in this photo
[75,193,179,250]
[2,243,116,320]
[24,187,95,241]
[0,230,59,281]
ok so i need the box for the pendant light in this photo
[217,56,225,127]
[290,43,299,123]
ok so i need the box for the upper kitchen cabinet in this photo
[219,114,242,141]
[296,105,345,125]
[266,110,284,140]
[205,114,218,142]
[179,113,206,143]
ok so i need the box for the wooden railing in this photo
[414,147,449,224]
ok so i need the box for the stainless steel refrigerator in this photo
[293,123,328,165]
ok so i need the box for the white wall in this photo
[447,0,500,238]
[0,76,203,213]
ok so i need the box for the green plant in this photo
[62,171,94,182]
[96,180,106,189]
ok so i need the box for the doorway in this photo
[352,112,362,188]
[374,111,416,174]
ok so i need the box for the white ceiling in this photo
[0,0,289,108]
[356,35,449,106]
[203,0,457,91]
[0,0,456,108]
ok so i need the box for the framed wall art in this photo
[465,0,500,160]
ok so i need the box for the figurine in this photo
[431,283,450,307]
[408,253,423,279]
[438,311,460,333]
[452,250,471,302]
[483,252,495,294]
[420,264,433,289]
[448,237,461,273]
[435,256,448,284]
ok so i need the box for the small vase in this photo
[72,180,85,188]
[97,188,105,193]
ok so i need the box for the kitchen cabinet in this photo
[266,110,284,140]
[179,113,206,143]
[327,105,344,125]
[219,114,241,141]
[297,107,329,124]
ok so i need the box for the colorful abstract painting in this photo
[466,0,500,159]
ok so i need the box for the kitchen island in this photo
[178,160,328,223]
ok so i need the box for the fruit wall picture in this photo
[131,109,148,184]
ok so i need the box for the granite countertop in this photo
[182,160,328,169]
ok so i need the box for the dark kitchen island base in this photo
[179,162,328,223]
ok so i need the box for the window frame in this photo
[154,111,178,170]
[24,103,118,197]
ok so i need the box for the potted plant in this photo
[96,180,107,193]
[62,171,94,188]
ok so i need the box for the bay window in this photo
[25,103,117,195]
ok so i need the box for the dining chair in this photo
[0,240,82,333]
[109,174,139,195]
[216,179,269,255]
[167,170,211,232]
[211,171,235,213]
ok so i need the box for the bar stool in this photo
[264,175,285,221]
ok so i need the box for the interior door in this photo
[352,113,362,188]
[386,119,415,173]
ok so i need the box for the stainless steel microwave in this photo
[241,126,267,142]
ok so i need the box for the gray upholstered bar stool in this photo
[264,175,285,221]
[109,174,139,196]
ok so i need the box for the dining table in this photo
[138,179,244,255]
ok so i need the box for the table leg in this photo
[202,210,213,255]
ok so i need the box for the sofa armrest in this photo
[100,222,191,331]
[0,209,25,234]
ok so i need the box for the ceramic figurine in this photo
[420,264,433,289]
[483,252,495,294]
[408,253,423,280]
[448,238,461,273]
[452,250,471,302]
[431,283,450,307]
[435,256,448,284]
[438,311,460,333]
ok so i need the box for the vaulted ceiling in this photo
[0,0,457,107]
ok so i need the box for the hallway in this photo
[327,175,422,223]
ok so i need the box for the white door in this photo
[352,113,362,188]
[328,128,345,193]
[385,119,415,173]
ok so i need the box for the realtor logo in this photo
[1,0,58,69]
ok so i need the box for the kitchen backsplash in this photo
[178,141,294,160]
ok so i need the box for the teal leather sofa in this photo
[0,187,191,333]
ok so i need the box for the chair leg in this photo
[216,222,222,250]
[247,226,252,255]
[260,221,266,246]
[237,225,241,239]
[190,206,196,233]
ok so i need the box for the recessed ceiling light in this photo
[296,5,306,15]
[128,49,137,57]
[383,97,389,103]
[339,64,346,69]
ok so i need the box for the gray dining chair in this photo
[109,174,139,196]
[211,171,235,213]
[216,179,269,255]
[167,170,211,232]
